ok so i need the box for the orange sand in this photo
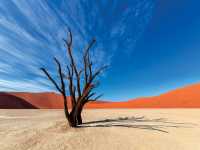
[1,83,200,108]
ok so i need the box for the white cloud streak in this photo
[0,0,154,92]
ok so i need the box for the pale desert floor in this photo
[0,109,200,150]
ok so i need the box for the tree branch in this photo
[53,57,70,116]
[54,57,65,95]
[67,65,76,108]
[40,68,62,93]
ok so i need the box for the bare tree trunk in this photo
[77,113,82,125]
[76,105,83,125]
[68,107,79,127]
[76,101,86,125]
[65,108,76,127]
[67,111,77,127]
[68,101,84,127]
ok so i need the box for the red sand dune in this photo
[0,93,37,109]
[0,83,200,108]
[87,83,200,108]
[0,92,107,109]
[9,92,64,109]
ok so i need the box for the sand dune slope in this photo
[87,83,200,108]
[1,83,200,108]
[0,93,37,109]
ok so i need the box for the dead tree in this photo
[41,28,107,127]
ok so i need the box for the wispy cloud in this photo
[0,0,154,92]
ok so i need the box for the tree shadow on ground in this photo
[78,116,196,133]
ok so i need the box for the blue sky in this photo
[0,0,200,101]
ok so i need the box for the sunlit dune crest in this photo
[1,83,200,109]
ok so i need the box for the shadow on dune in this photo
[79,116,195,133]
[0,92,38,109]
